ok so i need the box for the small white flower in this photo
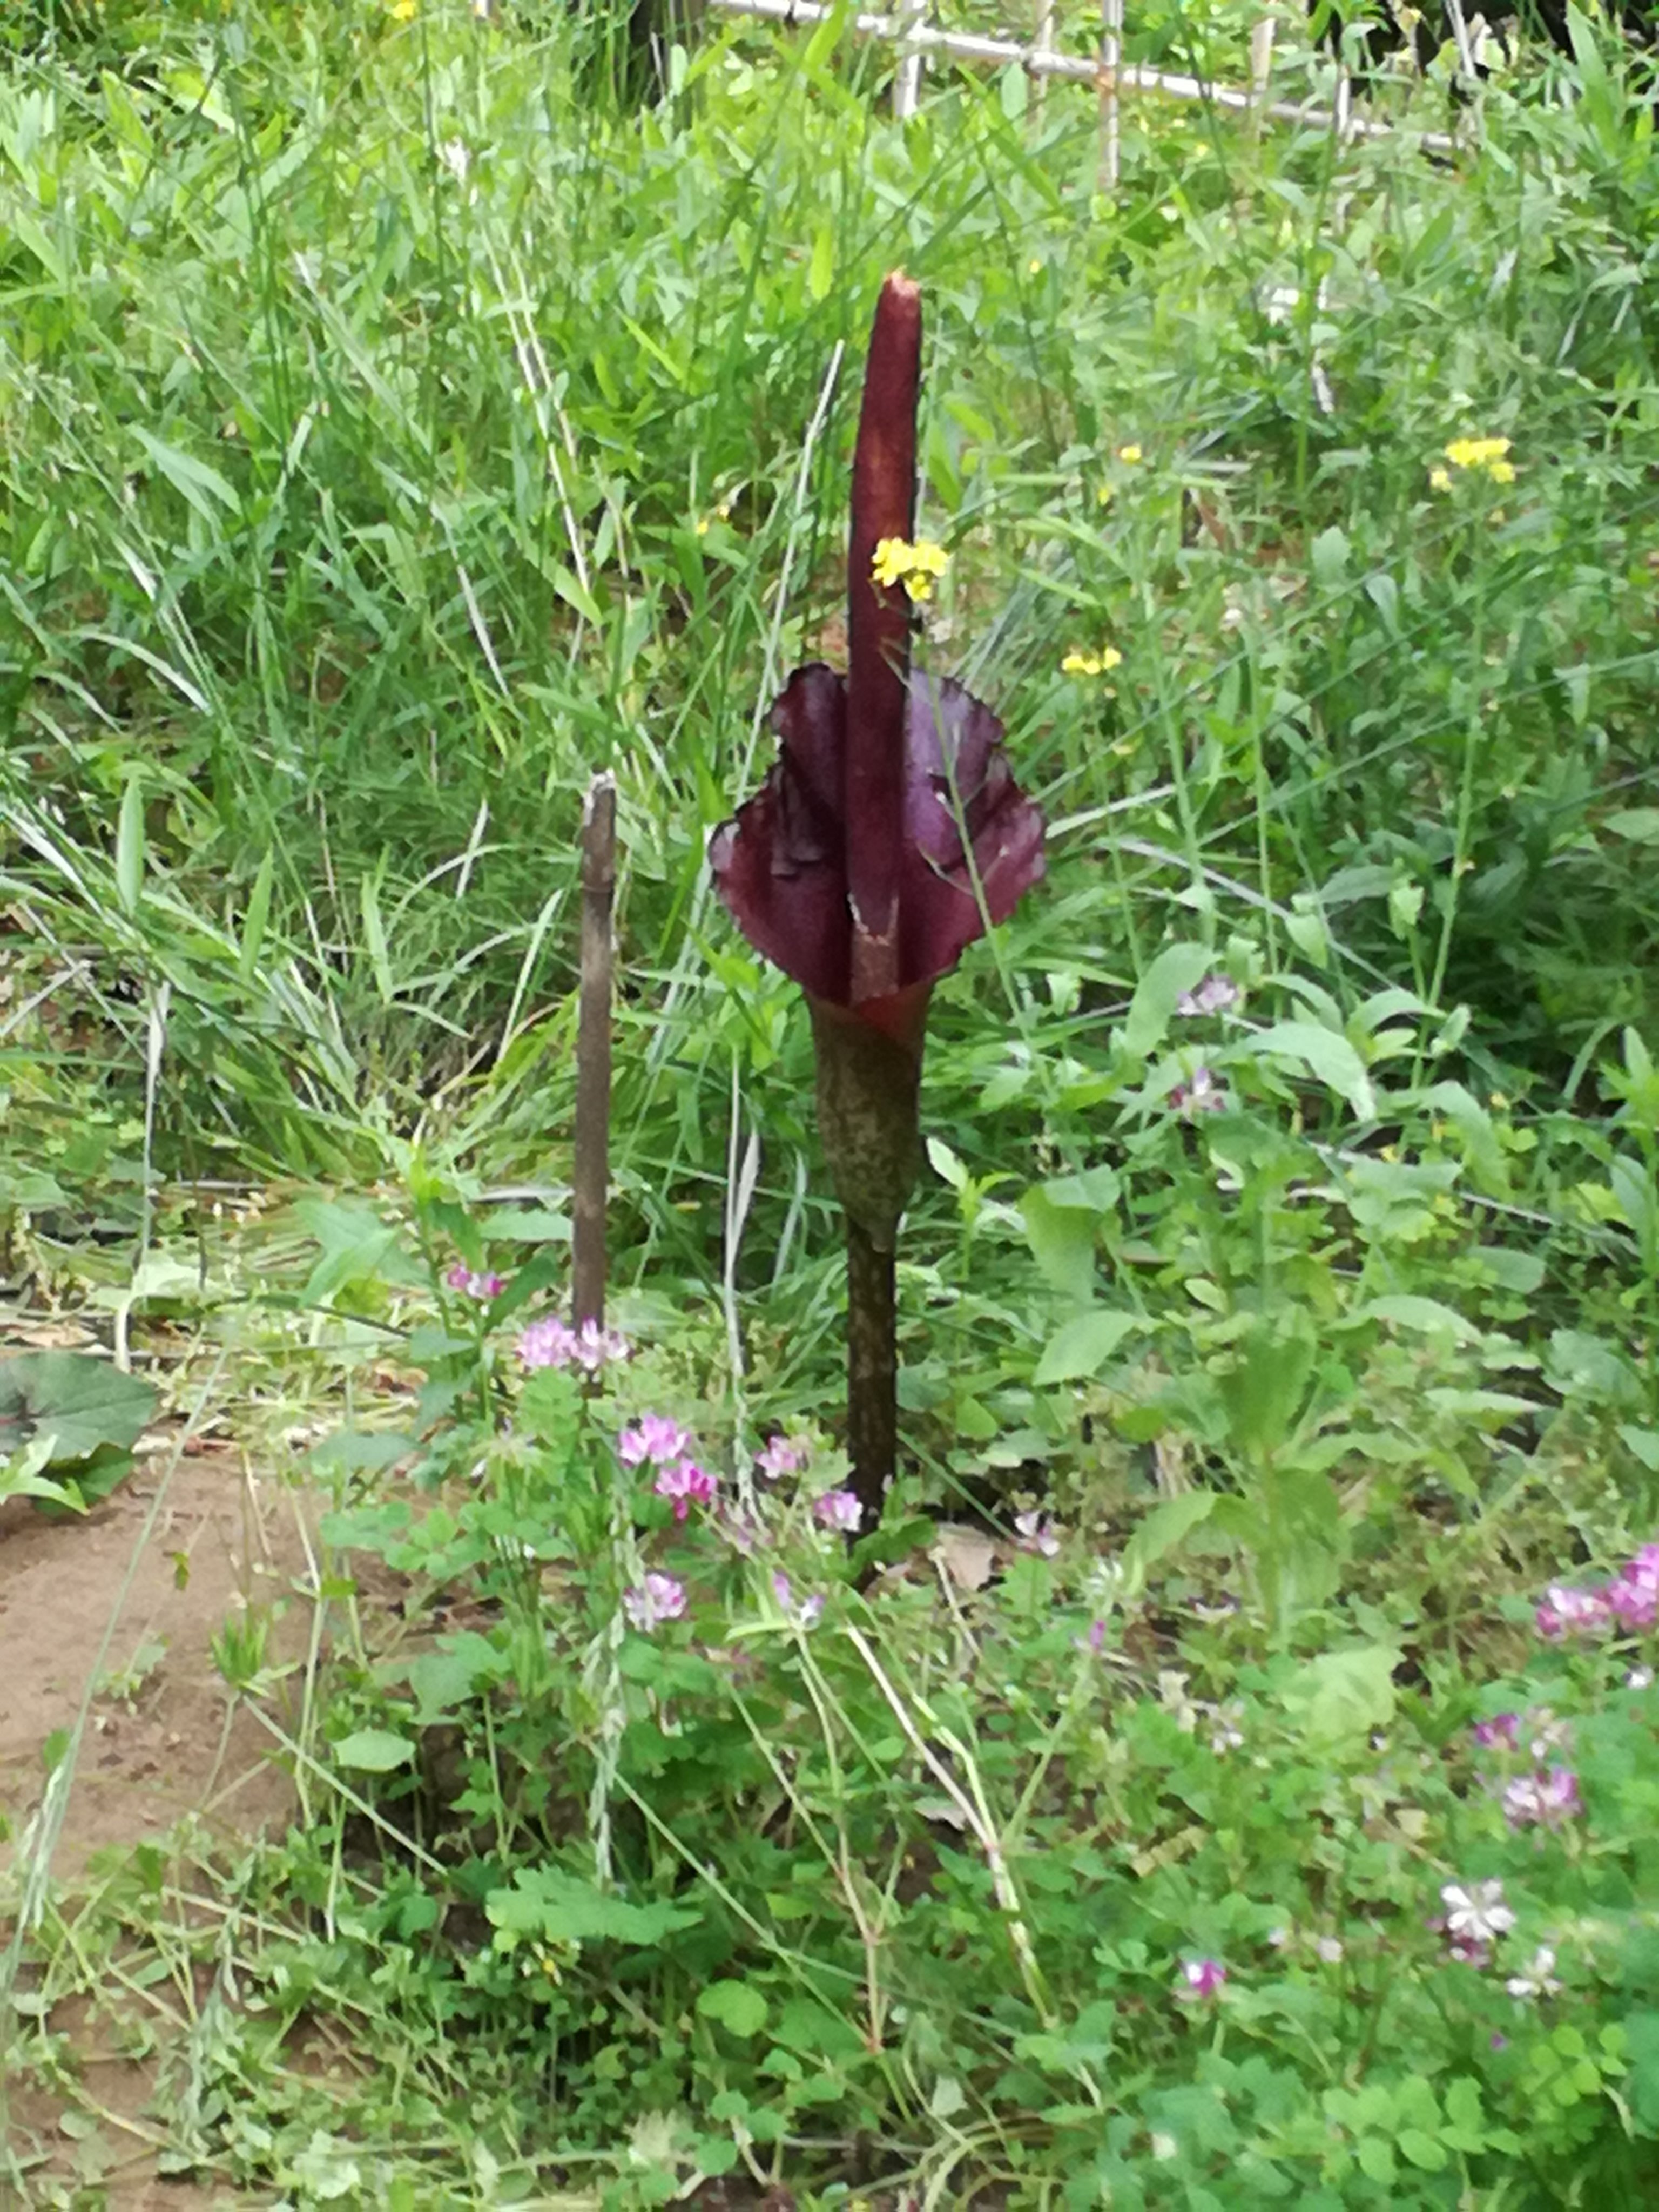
[437,139,469,183]
[1506,1946,1561,2000]
[1315,1936,1344,1964]
[1628,1665,1654,1690]
[1149,2132,1179,2161]
[1441,1879,1515,1946]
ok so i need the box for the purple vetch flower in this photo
[1502,1765,1581,1829]
[446,1262,506,1299]
[1014,1510,1061,1558]
[622,1572,687,1631]
[619,1414,694,1468]
[1177,1958,1227,2000]
[756,1434,806,1480]
[1472,1713,1522,1750]
[814,1489,864,1534]
[1607,1546,1659,1629]
[771,1570,826,1631]
[1176,974,1240,1018]
[1535,1582,1611,1638]
[1441,1880,1516,1946]
[1169,1065,1225,1118]
[655,1459,718,1521]
[519,1315,631,1373]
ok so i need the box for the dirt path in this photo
[2,1441,312,2206]
[0,1441,305,1872]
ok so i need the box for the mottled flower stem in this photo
[810,992,925,1521]
[572,771,617,1331]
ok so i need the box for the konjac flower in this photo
[623,1573,686,1631]
[710,273,1045,1520]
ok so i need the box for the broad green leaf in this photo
[1281,1644,1400,1751]
[485,1869,699,1946]
[1217,1317,1315,1462]
[1123,1491,1218,1585]
[697,1979,768,2037]
[333,1729,415,1773]
[1123,943,1213,1061]
[1350,1294,1478,1343]
[1021,1186,1098,1303]
[0,1353,158,1466]
[1253,1021,1376,1118]
[1606,807,1659,845]
[1035,1309,1141,1385]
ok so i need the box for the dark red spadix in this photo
[709,273,1046,1518]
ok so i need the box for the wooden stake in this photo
[1100,0,1123,193]
[572,772,617,1330]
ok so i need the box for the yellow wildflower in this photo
[871,536,949,603]
[1444,434,1513,475]
[1117,443,1143,464]
[1028,257,1043,275]
[1096,485,1114,508]
[1488,459,1515,485]
[387,0,416,18]
[1062,645,1122,678]
[1429,466,1452,493]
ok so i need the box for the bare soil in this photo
[2,1440,312,2206]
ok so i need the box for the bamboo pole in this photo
[572,773,617,1331]
[893,0,926,116]
[705,0,1457,149]
[1100,0,1123,191]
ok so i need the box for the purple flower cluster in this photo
[655,1459,718,1521]
[1177,1958,1227,2000]
[446,1262,505,1300]
[623,1573,686,1631]
[518,1316,631,1372]
[1176,973,1240,1018]
[1468,1707,1581,1830]
[618,1415,692,1467]
[1502,1766,1581,1829]
[1170,1065,1224,1118]
[814,1489,863,1534]
[1535,1542,1659,1637]
[756,1434,807,1479]
[772,1570,825,1631]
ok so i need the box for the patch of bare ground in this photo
[2,1439,314,2206]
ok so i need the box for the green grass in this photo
[6,1,1659,2204]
